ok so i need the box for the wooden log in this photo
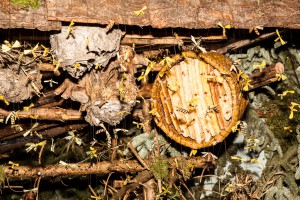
[3,156,214,178]
[46,0,300,29]
[1,0,299,30]
[249,62,284,90]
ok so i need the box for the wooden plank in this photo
[0,0,61,30]
[46,0,300,29]
[121,34,226,45]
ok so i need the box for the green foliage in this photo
[0,166,5,191]
[265,93,300,152]
[150,156,170,180]
[10,0,40,9]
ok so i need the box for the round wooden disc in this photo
[151,52,247,149]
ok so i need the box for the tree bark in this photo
[47,0,300,29]
[1,0,299,30]
[0,107,82,121]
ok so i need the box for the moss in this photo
[150,156,170,180]
[10,0,40,9]
[264,93,300,152]
[0,166,4,190]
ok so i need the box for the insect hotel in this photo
[151,52,248,149]
[0,0,300,199]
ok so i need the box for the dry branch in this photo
[0,123,58,140]
[217,32,278,54]
[0,124,88,153]
[112,170,153,200]
[0,107,82,121]
[3,156,213,178]
[127,142,150,170]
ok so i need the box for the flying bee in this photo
[188,97,199,107]
[191,35,206,53]
[11,125,23,132]
[208,105,219,113]
[5,111,17,125]
[174,33,184,50]
[176,107,190,114]
[105,20,115,33]
[206,105,219,118]
[249,25,264,35]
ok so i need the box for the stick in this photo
[0,107,82,121]
[127,142,150,170]
[112,170,154,200]
[3,156,213,178]
[0,124,88,153]
[1,123,58,140]
[217,32,277,54]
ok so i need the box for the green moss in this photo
[150,156,170,180]
[0,166,5,191]
[264,93,300,151]
[10,0,40,9]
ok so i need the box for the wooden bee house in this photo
[151,52,248,149]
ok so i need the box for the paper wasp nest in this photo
[0,67,42,103]
[50,26,122,78]
[151,52,248,149]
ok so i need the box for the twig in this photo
[217,32,278,54]
[112,170,153,200]
[103,172,114,197]
[157,179,162,194]
[173,183,187,200]
[88,184,97,196]
[127,142,150,170]
[34,177,42,200]
[0,124,88,153]
[180,180,196,200]
[38,144,46,165]
[6,178,23,193]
